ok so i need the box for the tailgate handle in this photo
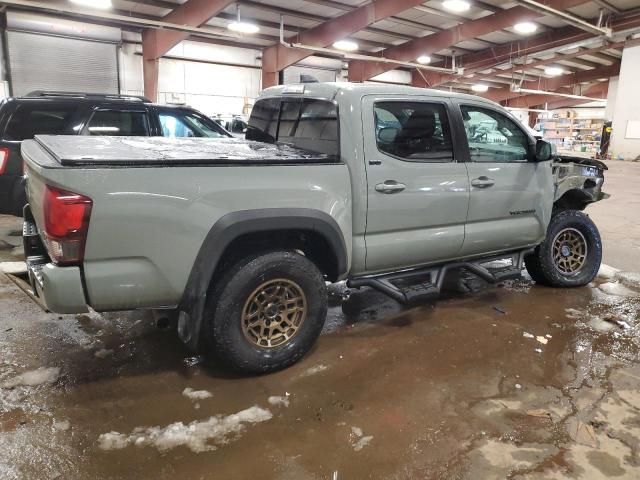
[471,176,495,188]
[375,181,406,194]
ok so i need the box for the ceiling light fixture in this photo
[514,22,538,34]
[442,0,471,13]
[70,0,112,8]
[544,66,564,76]
[417,55,432,64]
[333,40,359,52]
[228,5,259,34]
[471,84,489,93]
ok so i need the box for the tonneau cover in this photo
[31,135,335,167]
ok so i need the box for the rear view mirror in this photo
[378,127,399,143]
[535,139,553,162]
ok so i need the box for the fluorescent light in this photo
[471,84,489,93]
[443,0,471,12]
[514,87,606,102]
[333,40,359,52]
[514,22,538,34]
[227,21,260,34]
[544,66,564,76]
[70,0,112,8]
[417,55,432,64]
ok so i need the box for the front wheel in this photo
[204,251,327,374]
[525,210,602,287]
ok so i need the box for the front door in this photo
[455,101,554,256]
[362,96,470,273]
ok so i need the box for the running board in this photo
[347,249,533,305]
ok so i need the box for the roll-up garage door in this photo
[6,31,119,96]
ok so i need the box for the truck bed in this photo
[26,135,336,167]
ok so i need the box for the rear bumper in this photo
[23,207,88,314]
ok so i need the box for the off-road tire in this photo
[204,251,327,374]
[525,210,601,287]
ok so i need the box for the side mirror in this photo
[378,127,399,143]
[535,139,553,161]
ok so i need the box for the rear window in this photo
[4,104,79,141]
[246,97,339,157]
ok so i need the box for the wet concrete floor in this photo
[1,212,640,478]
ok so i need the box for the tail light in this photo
[0,147,8,175]
[43,185,92,265]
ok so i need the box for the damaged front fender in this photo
[553,155,608,209]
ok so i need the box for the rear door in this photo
[453,101,553,256]
[362,95,470,273]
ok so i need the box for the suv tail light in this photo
[43,185,92,265]
[0,147,8,175]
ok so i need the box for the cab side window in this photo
[374,102,454,162]
[460,105,529,162]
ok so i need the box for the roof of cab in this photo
[259,82,499,106]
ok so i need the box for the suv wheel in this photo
[525,210,602,287]
[204,251,327,374]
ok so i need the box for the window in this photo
[158,111,229,138]
[246,98,280,143]
[246,98,339,157]
[460,105,529,162]
[4,104,79,140]
[86,110,149,136]
[374,102,453,162]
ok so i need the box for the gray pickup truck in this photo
[20,83,606,373]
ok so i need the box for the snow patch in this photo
[52,420,71,431]
[598,282,637,297]
[522,332,534,339]
[598,263,619,280]
[97,406,272,453]
[350,426,373,451]
[267,395,290,408]
[1,367,60,388]
[0,261,26,274]
[301,364,328,377]
[182,388,213,401]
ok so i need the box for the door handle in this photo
[471,176,495,188]
[375,181,406,194]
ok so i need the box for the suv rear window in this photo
[86,110,150,136]
[247,97,339,157]
[4,104,79,141]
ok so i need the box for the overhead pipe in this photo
[511,87,607,102]
[278,16,463,76]
[514,0,613,37]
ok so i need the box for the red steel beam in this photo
[414,12,640,89]
[142,0,234,101]
[483,62,619,103]
[348,0,590,82]
[261,0,429,88]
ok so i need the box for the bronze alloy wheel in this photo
[552,227,588,276]
[241,279,308,349]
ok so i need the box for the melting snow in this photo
[522,332,534,339]
[536,336,548,345]
[301,364,329,377]
[98,406,272,453]
[350,426,373,451]
[267,395,290,408]
[52,420,71,431]
[1,367,60,388]
[182,388,213,401]
[94,349,113,359]
[0,262,26,274]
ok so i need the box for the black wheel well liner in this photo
[554,188,592,211]
[177,208,348,351]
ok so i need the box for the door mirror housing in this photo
[377,127,399,143]
[534,139,553,162]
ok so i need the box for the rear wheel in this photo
[204,251,327,374]
[525,210,601,287]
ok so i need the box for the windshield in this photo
[158,110,231,138]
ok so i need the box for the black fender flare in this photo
[177,208,348,351]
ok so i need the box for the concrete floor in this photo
[1,160,640,479]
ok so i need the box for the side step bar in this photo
[347,249,534,305]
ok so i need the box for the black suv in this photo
[0,91,231,216]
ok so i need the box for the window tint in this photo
[374,102,453,162]
[461,105,529,162]
[246,98,280,143]
[86,110,149,136]
[159,111,229,138]
[4,104,78,140]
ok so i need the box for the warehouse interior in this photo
[2,1,640,479]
